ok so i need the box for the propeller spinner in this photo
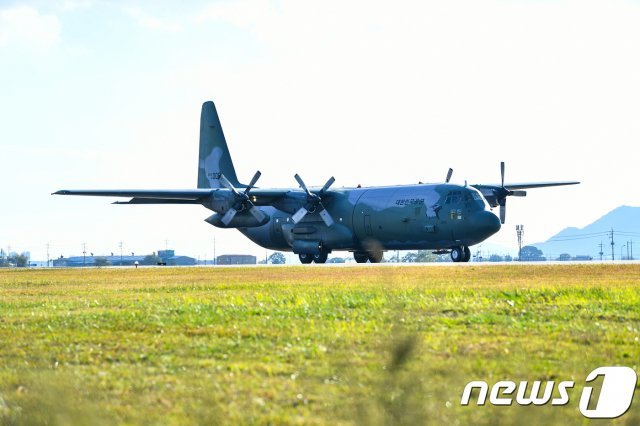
[291,174,336,227]
[219,171,266,226]
[494,162,526,224]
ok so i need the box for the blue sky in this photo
[2,0,640,261]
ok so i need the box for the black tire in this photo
[463,246,471,262]
[299,253,313,264]
[313,252,328,264]
[368,250,383,263]
[353,252,369,263]
[450,246,464,262]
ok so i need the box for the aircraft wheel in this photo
[299,253,313,264]
[450,246,464,263]
[353,252,369,263]
[463,246,471,262]
[367,250,384,263]
[313,252,328,264]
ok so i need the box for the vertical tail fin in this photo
[197,101,243,189]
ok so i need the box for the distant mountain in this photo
[532,206,640,260]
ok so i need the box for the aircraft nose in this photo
[474,210,501,237]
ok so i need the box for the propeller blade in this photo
[292,207,308,224]
[249,206,266,222]
[221,208,238,225]
[219,174,240,196]
[318,208,334,227]
[500,162,505,188]
[445,168,453,183]
[320,176,336,194]
[511,190,527,197]
[244,170,261,194]
[499,201,506,224]
[294,174,312,196]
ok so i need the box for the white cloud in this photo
[0,6,61,47]
[124,6,182,33]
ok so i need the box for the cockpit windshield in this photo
[469,188,487,208]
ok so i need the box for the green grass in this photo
[1,264,640,425]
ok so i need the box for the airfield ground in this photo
[1,264,639,425]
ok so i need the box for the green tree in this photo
[268,252,286,264]
[520,245,544,261]
[401,252,418,263]
[6,253,29,267]
[94,257,110,267]
[415,250,439,262]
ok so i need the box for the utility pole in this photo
[627,241,631,261]
[610,229,615,261]
[598,241,603,261]
[46,243,50,267]
[516,225,524,261]
[82,242,87,267]
[213,237,216,265]
[119,241,123,266]
[621,244,626,261]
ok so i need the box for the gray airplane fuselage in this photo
[226,184,500,253]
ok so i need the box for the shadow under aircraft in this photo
[55,102,579,263]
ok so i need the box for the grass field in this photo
[1,264,640,425]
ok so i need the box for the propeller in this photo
[445,168,453,183]
[494,162,526,224]
[291,174,336,227]
[219,171,266,226]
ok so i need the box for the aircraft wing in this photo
[52,189,213,204]
[503,181,580,190]
[472,181,580,191]
[51,188,320,206]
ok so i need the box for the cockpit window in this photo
[444,191,462,204]
[469,188,487,208]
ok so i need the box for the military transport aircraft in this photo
[54,101,579,263]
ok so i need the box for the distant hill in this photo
[532,205,640,260]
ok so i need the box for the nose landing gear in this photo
[451,246,471,263]
[298,252,329,264]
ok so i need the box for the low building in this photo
[53,255,146,267]
[52,251,196,267]
[164,255,196,266]
[216,254,257,265]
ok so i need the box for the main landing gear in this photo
[450,246,471,263]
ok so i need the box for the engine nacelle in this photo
[205,211,270,228]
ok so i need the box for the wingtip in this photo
[52,190,67,195]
